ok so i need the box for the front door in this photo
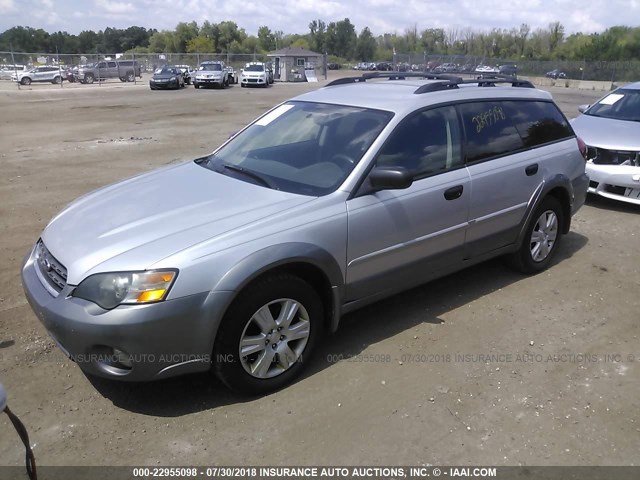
[346,105,470,302]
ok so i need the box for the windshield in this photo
[155,67,176,75]
[245,64,265,72]
[200,63,222,71]
[198,101,393,196]
[586,89,640,122]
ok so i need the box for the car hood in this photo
[42,161,314,284]
[571,114,640,150]
[152,74,178,80]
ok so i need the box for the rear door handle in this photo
[444,185,464,200]
[525,164,539,176]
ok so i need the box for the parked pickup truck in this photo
[76,60,142,84]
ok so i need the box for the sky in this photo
[1,0,639,37]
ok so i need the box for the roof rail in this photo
[325,71,464,87]
[325,72,535,91]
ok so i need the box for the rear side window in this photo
[458,102,523,163]
[502,101,573,147]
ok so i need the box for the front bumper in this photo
[241,76,267,86]
[150,79,178,89]
[586,162,640,205]
[195,77,223,86]
[21,246,234,381]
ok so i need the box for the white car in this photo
[571,82,640,205]
[240,62,269,88]
[11,66,63,85]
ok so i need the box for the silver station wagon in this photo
[22,73,589,394]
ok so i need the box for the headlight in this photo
[73,270,178,309]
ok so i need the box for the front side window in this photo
[198,101,393,196]
[458,102,524,163]
[586,89,640,122]
[376,106,463,178]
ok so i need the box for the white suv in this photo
[241,62,269,88]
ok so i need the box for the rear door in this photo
[460,100,575,258]
[346,105,470,302]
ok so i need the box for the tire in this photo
[21,77,31,85]
[509,196,564,274]
[52,76,61,84]
[213,274,323,394]
[126,72,135,82]
[84,74,94,84]
[194,83,199,89]
[119,77,127,82]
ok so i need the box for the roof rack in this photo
[325,71,535,93]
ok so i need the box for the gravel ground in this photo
[0,73,638,468]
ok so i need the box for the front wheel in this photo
[213,274,323,394]
[126,72,135,82]
[509,196,564,274]
[84,74,94,84]
[52,76,61,84]
[21,77,31,85]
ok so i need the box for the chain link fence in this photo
[0,51,329,86]
[3,50,638,85]
[357,53,640,83]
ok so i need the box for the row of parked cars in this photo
[149,61,275,90]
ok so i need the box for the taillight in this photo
[576,137,588,161]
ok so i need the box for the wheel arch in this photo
[517,175,573,246]
[213,243,344,334]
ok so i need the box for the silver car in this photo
[21,73,589,394]
[571,81,640,205]
[11,66,63,85]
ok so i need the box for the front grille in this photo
[35,240,67,293]
[590,147,640,166]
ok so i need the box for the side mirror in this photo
[578,104,590,113]
[369,166,413,191]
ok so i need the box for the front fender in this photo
[213,242,345,332]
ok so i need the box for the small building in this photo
[267,47,323,82]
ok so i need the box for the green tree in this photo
[257,26,275,52]
[308,19,326,52]
[356,27,376,61]
[186,35,214,53]
[174,21,199,53]
[217,21,245,52]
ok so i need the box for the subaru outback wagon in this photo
[22,73,589,394]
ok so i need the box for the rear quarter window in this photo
[501,100,574,147]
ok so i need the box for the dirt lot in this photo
[0,74,638,468]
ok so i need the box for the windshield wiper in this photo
[220,163,278,189]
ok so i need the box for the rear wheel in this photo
[509,196,564,274]
[126,72,135,82]
[213,274,323,394]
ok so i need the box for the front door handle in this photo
[525,164,539,176]
[444,185,464,200]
